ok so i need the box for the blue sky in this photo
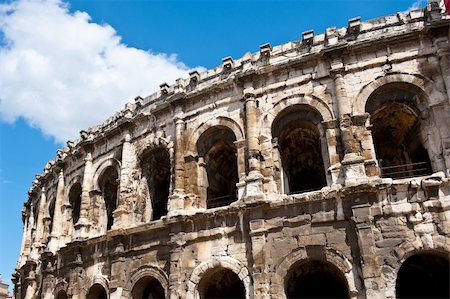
[0,0,427,290]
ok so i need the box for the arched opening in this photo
[48,198,56,235]
[98,166,119,230]
[55,290,68,299]
[197,127,238,208]
[131,276,165,299]
[198,267,245,299]
[86,283,108,299]
[396,252,450,298]
[285,260,349,299]
[366,83,432,178]
[140,148,170,220]
[68,183,82,225]
[272,105,326,194]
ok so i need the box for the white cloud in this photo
[407,0,427,11]
[0,0,200,143]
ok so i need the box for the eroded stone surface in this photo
[13,5,450,299]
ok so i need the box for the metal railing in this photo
[207,194,236,208]
[379,161,432,179]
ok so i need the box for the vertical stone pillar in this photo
[197,157,208,209]
[434,38,450,176]
[75,151,93,238]
[23,261,37,299]
[436,39,450,102]
[322,119,342,185]
[249,218,269,299]
[114,132,135,228]
[23,204,35,262]
[242,91,264,202]
[18,206,30,267]
[30,187,47,260]
[331,66,368,186]
[41,252,55,299]
[48,169,64,253]
[168,117,186,217]
[352,204,384,299]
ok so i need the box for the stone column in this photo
[75,151,93,238]
[114,133,135,228]
[197,157,208,209]
[168,117,186,217]
[30,187,47,260]
[242,91,264,202]
[48,169,64,253]
[331,65,368,186]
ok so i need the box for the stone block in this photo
[297,234,326,246]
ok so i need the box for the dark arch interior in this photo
[199,267,245,299]
[396,253,450,299]
[197,127,238,208]
[69,183,82,225]
[87,283,108,299]
[131,276,165,299]
[272,106,326,193]
[56,290,68,299]
[285,260,349,299]
[98,166,119,230]
[141,148,170,220]
[48,198,55,235]
[366,85,432,178]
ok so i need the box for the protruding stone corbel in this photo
[160,82,170,95]
[259,43,271,57]
[347,16,361,34]
[326,27,338,46]
[222,56,234,69]
[302,30,314,46]
[189,70,200,84]
[425,1,441,21]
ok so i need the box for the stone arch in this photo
[186,257,251,299]
[270,104,329,193]
[138,146,171,220]
[362,79,435,178]
[186,116,245,155]
[85,276,110,299]
[124,265,169,299]
[395,250,450,299]
[54,279,69,299]
[92,159,121,230]
[92,158,121,191]
[264,94,334,127]
[353,73,446,115]
[381,239,450,298]
[274,247,358,299]
[67,182,82,225]
[196,125,239,208]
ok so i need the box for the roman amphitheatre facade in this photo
[13,3,450,299]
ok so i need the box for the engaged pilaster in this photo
[75,151,93,238]
[47,169,64,253]
[242,90,264,202]
[330,57,368,186]
[114,132,135,228]
[168,117,187,217]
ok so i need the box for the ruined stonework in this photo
[14,4,450,299]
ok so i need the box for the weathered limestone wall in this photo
[13,3,450,299]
